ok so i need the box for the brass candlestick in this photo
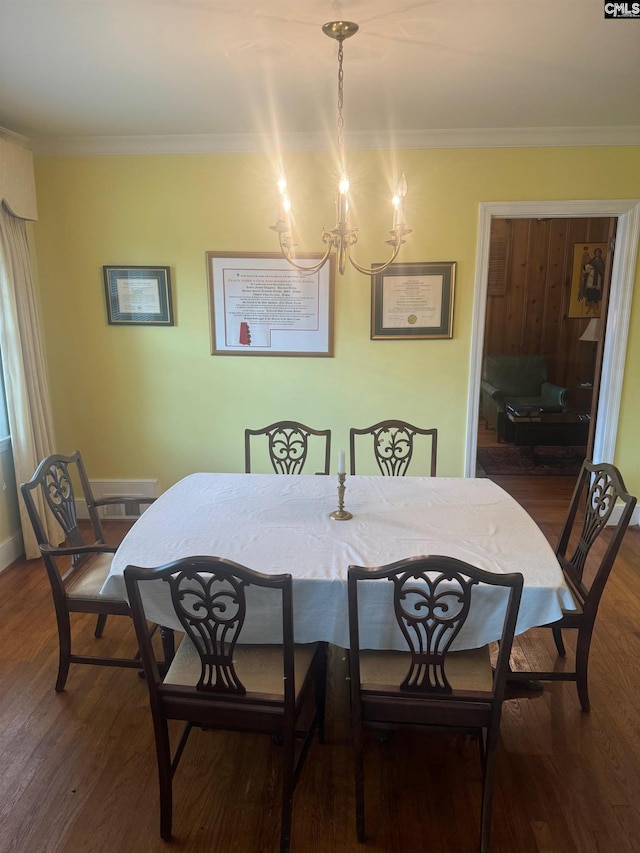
[330,472,353,520]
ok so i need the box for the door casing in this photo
[466,199,640,477]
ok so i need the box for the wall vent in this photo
[77,478,159,519]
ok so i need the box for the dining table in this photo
[101,472,576,651]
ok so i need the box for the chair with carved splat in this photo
[348,555,523,853]
[508,460,636,711]
[349,420,437,476]
[20,450,156,691]
[245,420,332,474]
[124,556,327,852]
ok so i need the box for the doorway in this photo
[465,200,640,478]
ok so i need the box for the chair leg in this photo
[575,629,592,713]
[353,717,365,842]
[155,719,174,841]
[55,610,72,692]
[280,729,295,853]
[160,626,176,665]
[552,626,566,657]
[94,613,108,638]
[479,724,499,853]
[316,643,328,745]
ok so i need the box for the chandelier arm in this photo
[346,239,403,276]
[279,235,333,275]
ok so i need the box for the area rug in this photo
[477,445,585,476]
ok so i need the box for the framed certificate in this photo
[103,266,173,326]
[371,261,456,340]
[207,252,335,356]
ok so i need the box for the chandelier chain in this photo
[337,39,345,168]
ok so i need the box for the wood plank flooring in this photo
[1,476,639,852]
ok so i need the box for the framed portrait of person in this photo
[568,243,607,319]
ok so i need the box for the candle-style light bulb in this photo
[283,197,292,230]
[337,171,350,226]
[392,173,408,230]
[276,175,291,230]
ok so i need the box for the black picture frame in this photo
[371,261,456,340]
[103,266,173,326]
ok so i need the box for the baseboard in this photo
[0,530,24,573]
[76,478,160,519]
[611,502,640,527]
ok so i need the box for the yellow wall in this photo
[30,146,640,494]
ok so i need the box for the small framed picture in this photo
[103,266,174,326]
[371,261,456,340]
[568,243,607,319]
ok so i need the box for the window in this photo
[0,351,10,452]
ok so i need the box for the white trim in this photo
[0,530,24,573]
[0,127,31,147]
[611,503,640,528]
[466,199,640,482]
[29,126,640,157]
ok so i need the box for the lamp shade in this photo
[579,318,600,342]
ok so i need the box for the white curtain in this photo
[0,201,60,558]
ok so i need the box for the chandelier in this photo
[270,21,412,276]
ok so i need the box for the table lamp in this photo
[579,318,600,386]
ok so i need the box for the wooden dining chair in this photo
[508,460,636,711]
[124,555,328,853]
[20,450,156,691]
[244,420,332,474]
[348,555,523,853]
[349,420,437,476]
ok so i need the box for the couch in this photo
[481,354,569,438]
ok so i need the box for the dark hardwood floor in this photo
[1,472,639,852]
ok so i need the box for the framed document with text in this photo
[371,261,456,340]
[207,252,335,356]
[103,266,173,326]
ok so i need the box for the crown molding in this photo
[0,126,32,148]
[27,125,640,156]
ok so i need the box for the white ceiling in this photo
[1,0,639,155]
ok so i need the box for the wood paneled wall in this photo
[484,217,615,390]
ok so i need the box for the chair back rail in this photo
[557,460,636,613]
[21,451,105,576]
[245,421,332,475]
[349,420,437,476]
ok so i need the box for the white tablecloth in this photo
[102,473,575,650]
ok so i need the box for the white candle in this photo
[276,175,291,230]
[392,173,407,229]
[337,171,350,225]
[338,449,345,475]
